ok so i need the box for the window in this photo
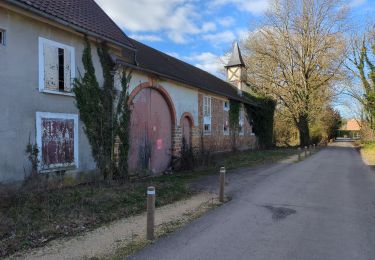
[223,101,230,111]
[203,96,212,134]
[36,112,79,171]
[239,106,245,135]
[0,29,5,45]
[223,120,229,135]
[39,37,75,95]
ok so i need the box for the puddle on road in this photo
[263,205,296,220]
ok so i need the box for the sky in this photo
[95,0,375,118]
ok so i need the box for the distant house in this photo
[345,119,361,131]
[0,0,258,183]
[338,119,361,139]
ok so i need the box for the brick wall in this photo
[189,93,257,153]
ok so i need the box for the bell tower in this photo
[225,41,247,94]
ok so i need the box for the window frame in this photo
[0,29,5,46]
[239,106,245,136]
[38,37,76,96]
[36,112,79,172]
[223,101,230,111]
[203,96,212,134]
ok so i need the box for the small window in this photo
[223,120,229,135]
[203,96,212,134]
[239,106,245,135]
[223,101,229,111]
[39,37,75,95]
[0,29,5,45]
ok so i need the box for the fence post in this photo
[219,167,226,203]
[298,147,301,161]
[147,186,156,240]
[304,146,308,157]
[309,145,312,156]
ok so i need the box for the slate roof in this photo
[6,0,135,49]
[127,39,250,103]
[226,41,245,68]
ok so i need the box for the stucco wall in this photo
[126,72,199,127]
[0,7,103,182]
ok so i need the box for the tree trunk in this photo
[297,114,310,147]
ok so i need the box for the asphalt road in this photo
[129,142,375,260]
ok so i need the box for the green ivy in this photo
[73,37,131,180]
[229,99,240,130]
[243,93,276,149]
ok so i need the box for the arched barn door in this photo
[181,116,192,150]
[129,88,172,174]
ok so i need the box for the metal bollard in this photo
[298,147,301,161]
[147,186,156,240]
[304,146,307,157]
[219,167,226,203]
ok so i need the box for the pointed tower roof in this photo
[225,41,245,68]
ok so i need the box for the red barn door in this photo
[129,88,172,174]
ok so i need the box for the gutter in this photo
[4,0,137,52]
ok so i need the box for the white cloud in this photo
[185,52,228,76]
[95,0,216,44]
[130,34,163,42]
[210,0,269,15]
[202,31,236,44]
[218,16,236,27]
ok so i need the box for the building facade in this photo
[0,0,257,183]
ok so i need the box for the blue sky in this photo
[95,0,374,78]
[95,0,374,118]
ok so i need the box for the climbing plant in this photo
[73,37,132,180]
[229,99,241,151]
[243,93,276,149]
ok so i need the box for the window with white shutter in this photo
[39,37,75,95]
[203,96,212,134]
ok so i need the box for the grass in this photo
[0,148,298,257]
[358,141,375,165]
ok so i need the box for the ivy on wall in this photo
[73,37,131,180]
[229,99,240,151]
[243,93,276,149]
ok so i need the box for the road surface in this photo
[130,142,375,260]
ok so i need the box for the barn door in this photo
[129,88,172,174]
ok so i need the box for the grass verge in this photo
[358,141,375,165]
[0,148,297,258]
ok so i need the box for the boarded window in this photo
[36,112,78,170]
[203,96,212,134]
[39,37,75,93]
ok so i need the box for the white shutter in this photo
[44,44,59,91]
[63,48,71,91]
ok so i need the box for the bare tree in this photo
[243,0,347,146]
[346,28,375,128]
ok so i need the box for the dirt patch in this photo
[7,192,219,260]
